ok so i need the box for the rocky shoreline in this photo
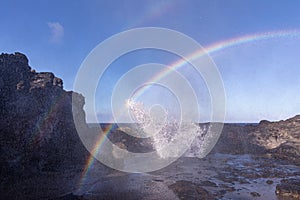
[213,116,300,166]
[1,53,299,199]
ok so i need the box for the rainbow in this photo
[77,123,117,192]
[131,29,300,100]
[29,91,66,149]
[77,29,300,189]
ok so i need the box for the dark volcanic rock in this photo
[276,178,300,198]
[212,116,300,165]
[249,115,300,164]
[168,180,214,199]
[250,191,261,197]
[0,53,89,181]
[106,124,155,153]
[200,180,217,187]
[212,124,265,154]
[51,193,86,200]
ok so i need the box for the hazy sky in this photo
[1,0,300,122]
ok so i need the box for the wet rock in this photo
[276,178,300,198]
[215,189,227,198]
[266,180,274,184]
[200,180,217,187]
[153,179,164,182]
[219,184,236,192]
[238,178,250,184]
[104,124,154,153]
[250,191,261,197]
[169,180,214,199]
[51,193,86,200]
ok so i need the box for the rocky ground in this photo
[213,116,300,166]
[2,118,300,200]
[2,153,299,200]
[1,53,300,199]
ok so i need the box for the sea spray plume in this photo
[125,99,207,158]
[126,98,166,136]
[126,99,151,125]
[74,28,300,183]
[74,27,224,173]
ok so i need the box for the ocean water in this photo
[88,100,259,160]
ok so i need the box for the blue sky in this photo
[1,0,300,122]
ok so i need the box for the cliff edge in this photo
[0,52,88,180]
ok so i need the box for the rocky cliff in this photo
[249,115,300,163]
[213,116,300,164]
[0,52,88,181]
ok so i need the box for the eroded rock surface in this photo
[249,115,300,164]
[0,53,88,182]
[276,178,300,199]
[168,180,214,200]
[213,116,300,165]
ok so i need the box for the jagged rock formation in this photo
[0,52,88,180]
[213,116,300,164]
[249,116,300,150]
[276,178,300,198]
[212,124,265,154]
[249,115,300,163]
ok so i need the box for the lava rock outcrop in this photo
[0,52,88,180]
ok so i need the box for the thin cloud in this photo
[47,22,64,43]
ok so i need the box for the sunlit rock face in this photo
[250,116,300,149]
[249,115,300,163]
[0,52,88,180]
[211,116,300,165]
